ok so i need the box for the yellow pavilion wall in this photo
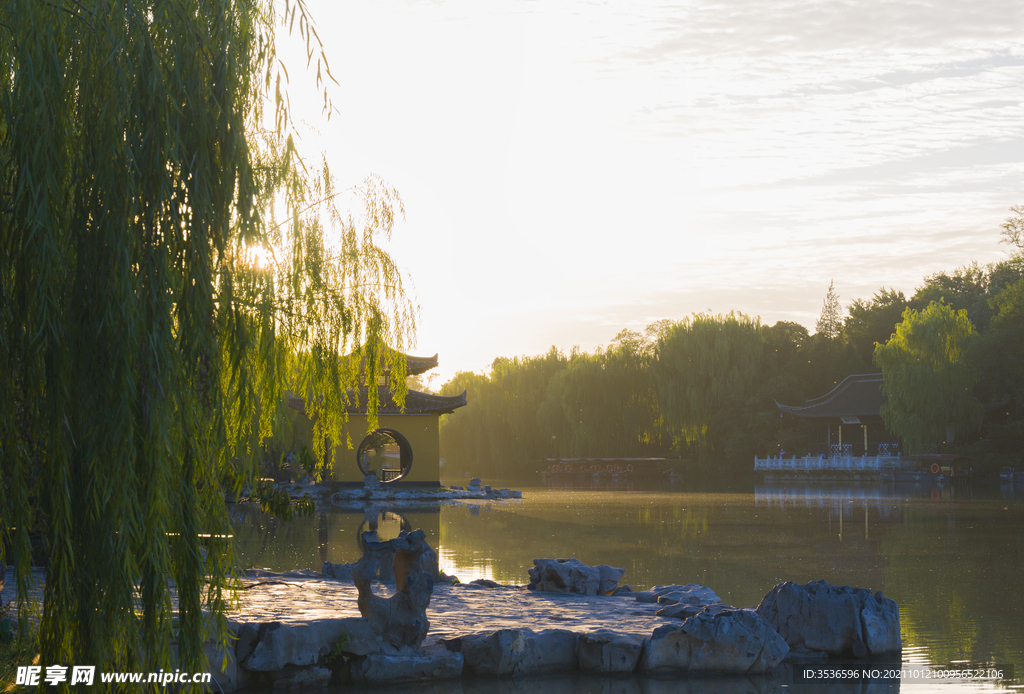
[332,413,441,485]
[271,409,441,486]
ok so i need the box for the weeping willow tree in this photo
[654,312,766,465]
[874,302,982,453]
[0,0,413,685]
[540,330,663,457]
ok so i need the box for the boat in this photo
[543,458,674,478]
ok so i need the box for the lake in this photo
[230,478,1024,693]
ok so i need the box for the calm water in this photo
[230,479,1024,693]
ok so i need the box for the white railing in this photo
[754,454,901,472]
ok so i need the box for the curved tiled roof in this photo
[776,373,886,418]
[403,353,439,376]
[345,386,467,415]
[287,387,467,416]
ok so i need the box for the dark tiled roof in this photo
[404,353,439,376]
[347,348,439,376]
[776,373,886,418]
[287,387,467,416]
[345,386,467,415]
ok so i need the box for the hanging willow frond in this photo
[0,0,414,688]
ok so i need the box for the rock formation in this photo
[352,529,435,651]
[756,580,901,657]
[526,558,624,595]
[635,583,720,606]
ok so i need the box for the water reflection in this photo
[231,484,1024,693]
[231,504,442,571]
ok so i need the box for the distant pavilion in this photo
[775,373,901,457]
[287,350,467,487]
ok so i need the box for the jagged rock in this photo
[755,580,901,657]
[441,629,529,677]
[203,630,249,693]
[351,647,464,683]
[364,474,381,490]
[438,628,578,678]
[465,578,503,589]
[524,629,579,674]
[468,478,481,488]
[353,529,435,651]
[577,629,644,673]
[597,565,626,594]
[321,561,354,581]
[640,606,789,675]
[281,569,321,579]
[656,603,703,620]
[242,618,381,672]
[636,584,720,606]
[527,558,624,595]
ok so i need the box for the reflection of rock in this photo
[323,510,438,586]
[526,558,624,595]
[635,583,720,606]
[756,580,901,657]
[353,529,435,651]
[640,606,789,674]
[351,646,464,683]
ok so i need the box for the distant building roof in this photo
[287,387,467,416]
[776,373,886,418]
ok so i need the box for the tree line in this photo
[439,209,1024,480]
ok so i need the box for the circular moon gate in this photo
[356,428,413,483]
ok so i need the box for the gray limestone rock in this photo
[363,474,381,490]
[353,529,435,651]
[321,561,354,581]
[527,558,623,596]
[439,628,578,678]
[351,648,464,683]
[655,602,704,620]
[522,629,579,675]
[576,629,645,673]
[755,580,901,657]
[242,618,381,672]
[640,606,789,675]
[597,565,626,595]
[636,584,720,606]
[203,631,249,693]
[441,629,529,677]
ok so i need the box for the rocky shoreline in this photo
[209,539,900,692]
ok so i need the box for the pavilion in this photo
[286,350,467,487]
[775,373,901,458]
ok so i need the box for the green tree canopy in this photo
[654,312,765,464]
[845,288,908,366]
[815,280,844,342]
[874,302,982,453]
[911,263,992,331]
[0,0,413,682]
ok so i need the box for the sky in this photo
[278,0,1024,386]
